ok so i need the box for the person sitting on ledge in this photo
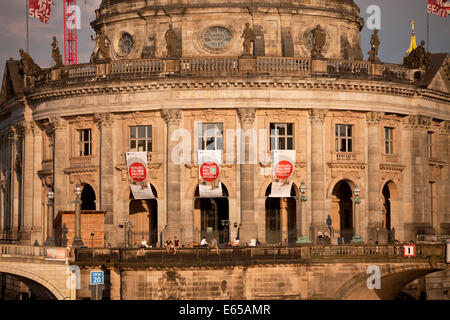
[165,237,173,254]
[232,237,240,247]
[200,236,209,247]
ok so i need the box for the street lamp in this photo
[72,184,84,247]
[352,184,363,243]
[300,181,307,201]
[44,190,55,246]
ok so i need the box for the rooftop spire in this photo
[406,20,417,54]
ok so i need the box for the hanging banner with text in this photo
[427,0,449,18]
[198,150,223,198]
[270,150,296,198]
[126,152,155,200]
[29,0,55,24]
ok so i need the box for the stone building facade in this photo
[0,0,449,248]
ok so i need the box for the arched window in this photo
[81,184,96,210]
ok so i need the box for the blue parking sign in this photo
[90,271,104,285]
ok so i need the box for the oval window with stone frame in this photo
[119,32,134,56]
[203,26,232,50]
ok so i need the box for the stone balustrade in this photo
[73,244,446,266]
[32,57,416,89]
[0,244,46,257]
[333,152,357,162]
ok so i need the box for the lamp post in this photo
[352,184,363,243]
[72,184,84,247]
[44,190,55,246]
[297,181,311,243]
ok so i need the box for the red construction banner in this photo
[427,0,448,18]
[29,0,55,24]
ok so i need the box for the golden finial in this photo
[407,20,417,54]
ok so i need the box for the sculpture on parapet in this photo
[51,36,64,67]
[310,25,326,59]
[19,49,41,75]
[165,24,178,58]
[368,29,381,63]
[241,23,256,57]
[403,40,431,69]
[90,23,111,63]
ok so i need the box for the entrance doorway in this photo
[129,185,158,246]
[194,184,229,245]
[265,183,297,244]
[331,180,353,243]
[81,184,96,210]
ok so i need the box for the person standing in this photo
[173,236,180,255]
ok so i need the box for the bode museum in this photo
[0,0,449,250]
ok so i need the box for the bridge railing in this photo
[73,244,446,266]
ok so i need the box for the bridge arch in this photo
[333,263,446,300]
[0,265,66,300]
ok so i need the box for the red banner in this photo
[427,0,448,18]
[29,0,54,24]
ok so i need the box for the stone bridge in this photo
[0,244,448,300]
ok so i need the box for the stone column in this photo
[280,198,288,244]
[95,113,115,246]
[401,117,414,241]
[237,108,257,243]
[438,121,450,234]
[193,200,201,243]
[366,112,385,243]
[19,121,35,242]
[161,109,182,240]
[308,109,327,243]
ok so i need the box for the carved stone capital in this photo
[8,126,19,141]
[366,112,384,126]
[438,120,450,135]
[237,108,256,127]
[308,109,327,124]
[94,113,115,128]
[161,109,182,125]
[49,116,67,131]
[403,115,432,129]
[18,121,35,136]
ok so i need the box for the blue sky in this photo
[0,0,449,77]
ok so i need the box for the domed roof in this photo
[100,0,356,7]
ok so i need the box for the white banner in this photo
[270,150,296,198]
[198,150,222,198]
[126,152,155,200]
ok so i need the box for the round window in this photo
[119,33,134,56]
[203,26,232,50]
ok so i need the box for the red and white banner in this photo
[29,0,55,24]
[126,152,155,200]
[427,0,449,18]
[198,150,222,198]
[270,150,296,198]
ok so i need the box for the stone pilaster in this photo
[50,117,70,218]
[161,109,182,240]
[438,121,450,234]
[365,112,386,243]
[18,120,35,242]
[280,198,288,244]
[308,109,327,243]
[237,108,257,243]
[95,113,115,246]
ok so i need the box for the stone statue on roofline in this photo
[51,36,64,67]
[241,23,256,57]
[18,49,41,75]
[90,22,111,63]
[165,24,179,58]
[368,29,381,63]
[403,40,431,69]
[310,25,326,59]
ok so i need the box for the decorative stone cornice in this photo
[309,109,327,124]
[161,109,182,125]
[237,108,256,127]
[366,112,384,126]
[94,112,115,128]
[403,115,432,129]
[438,120,450,135]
